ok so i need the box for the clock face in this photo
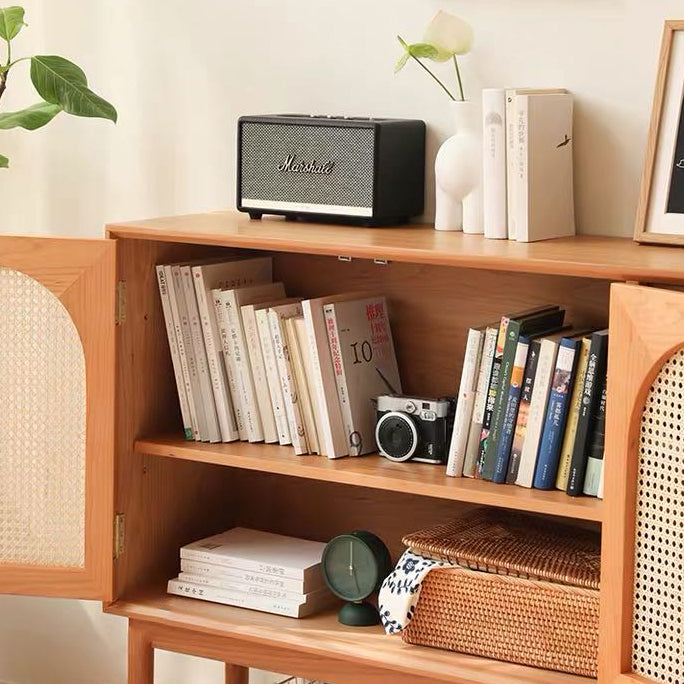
[322,534,379,602]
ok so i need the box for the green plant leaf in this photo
[0,101,62,130]
[30,55,117,122]
[394,51,409,73]
[0,153,8,168]
[0,6,26,40]
[408,43,440,60]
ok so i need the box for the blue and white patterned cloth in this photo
[378,549,447,634]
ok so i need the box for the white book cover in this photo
[221,282,287,443]
[192,258,272,443]
[181,266,221,443]
[242,300,290,445]
[167,578,333,618]
[303,294,373,460]
[177,572,330,603]
[179,558,323,593]
[290,316,320,454]
[515,335,561,487]
[505,88,567,241]
[256,306,292,445]
[514,92,575,243]
[446,328,485,477]
[324,296,401,457]
[597,461,605,499]
[171,265,208,441]
[482,89,507,240]
[156,265,193,439]
[180,528,325,582]
[269,301,308,455]
[463,326,498,477]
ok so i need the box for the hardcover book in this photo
[533,336,581,489]
[566,330,609,496]
[323,296,401,457]
[583,374,607,497]
[483,88,508,240]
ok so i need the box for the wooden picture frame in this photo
[635,20,684,245]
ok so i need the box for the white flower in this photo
[423,10,473,60]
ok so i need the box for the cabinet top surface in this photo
[107,211,684,282]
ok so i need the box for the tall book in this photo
[483,88,507,240]
[597,447,605,499]
[269,301,308,455]
[156,265,193,439]
[218,282,287,443]
[446,327,485,477]
[481,306,564,480]
[533,335,582,490]
[181,265,221,443]
[555,336,591,490]
[192,257,272,443]
[515,331,567,487]
[512,91,575,243]
[170,264,210,441]
[463,326,498,478]
[255,302,297,446]
[286,316,319,454]
[302,293,376,459]
[323,296,401,457]
[492,336,530,483]
[241,299,291,445]
[506,339,541,483]
[583,374,607,497]
[566,330,609,496]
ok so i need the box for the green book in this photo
[480,307,565,480]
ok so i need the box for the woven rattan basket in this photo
[401,510,600,677]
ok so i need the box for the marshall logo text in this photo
[277,154,335,175]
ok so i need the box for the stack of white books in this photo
[167,528,334,618]
[157,255,402,458]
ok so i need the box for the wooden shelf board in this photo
[107,211,684,283]
[106,587,593,684]
[136,435,603,522]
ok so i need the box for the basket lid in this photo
[402,508,600,590]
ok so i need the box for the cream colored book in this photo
[287,316,319,454]
[555,337,591,490]
[219,282,287,442]
[268,301,308,454]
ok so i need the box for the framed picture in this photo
[635,20,684,245]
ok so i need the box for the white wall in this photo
[0,0,680,681]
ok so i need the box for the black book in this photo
[566,330,609,496]
[582,375,607,496]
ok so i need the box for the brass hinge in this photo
[115,281,127,325]
[114,513,125,559]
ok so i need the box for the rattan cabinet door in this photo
[600,283,684,684]
[0,236,115,601]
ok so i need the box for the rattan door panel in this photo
[0,236,115,600]
[600,283,684,684]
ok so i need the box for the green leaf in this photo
[30,55,117,123]
[0,6,26,40]
[0,101,62,130]
[394,51,409,73]
[408,43,440,60]
[0,153,8,168]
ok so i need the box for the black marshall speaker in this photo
[237,115,425,225]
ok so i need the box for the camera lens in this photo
[376,411,418,462]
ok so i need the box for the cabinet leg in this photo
[128,620,154,684]
[225,663,249,684]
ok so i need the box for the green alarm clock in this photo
[322,531,392,626]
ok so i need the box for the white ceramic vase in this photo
[434,100,483,233]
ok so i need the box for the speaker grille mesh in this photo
[632,346,684,683]
[240,122,374,208]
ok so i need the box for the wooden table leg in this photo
[225,663,249,684]
[128,619,154,684]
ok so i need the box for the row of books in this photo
[156,256,402,456]
[167,528,333,618]
[482,88,575,242]
[446,304,607,498]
